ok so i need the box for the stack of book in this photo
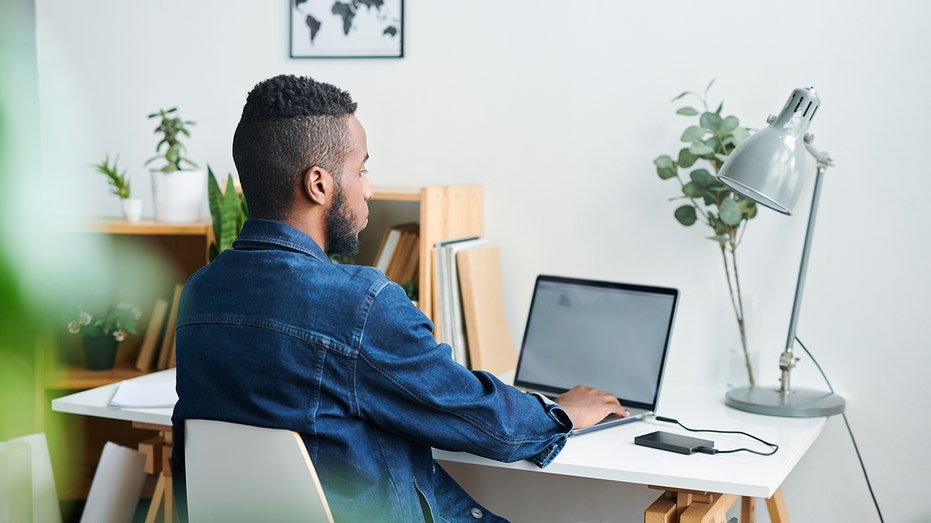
[134,283,184,371]
[374,222,420,285]
[434,238,517,374]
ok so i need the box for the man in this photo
[171,74,626,522]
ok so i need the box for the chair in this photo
[0,433,62,523]
[184,420,334,523]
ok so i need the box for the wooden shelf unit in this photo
[366,185,483,322]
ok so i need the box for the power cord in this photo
[653,416,779,456]
[795,336,885,523]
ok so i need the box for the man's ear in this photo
[301,165,330,206]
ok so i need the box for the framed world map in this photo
[290,0,403,58]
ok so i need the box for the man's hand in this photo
[554,385,628,430]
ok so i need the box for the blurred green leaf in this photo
[720,197,742,225]
[689,142,714,156]
[682,181,704,198]
[677,148,698,168]
[732,127,750,144]
[675,205,697,226]
[720,115,740,134]
[707,234,729,245]
[700,112,723,132]
[689,168,716,187]
[653,155,678,180]
[680,125,706,143]
[676,107,700,116]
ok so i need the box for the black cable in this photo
[795,336,884,523]
[654,416,779,456]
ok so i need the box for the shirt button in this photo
[470,507,483,519]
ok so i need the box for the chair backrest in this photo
[0,433,62,523]
[184,420,333,523]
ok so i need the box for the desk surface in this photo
[51,368,824,499]
[51,368,176,426]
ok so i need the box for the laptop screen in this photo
[513,275,679,410]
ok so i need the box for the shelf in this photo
[44,365,149,390]
[372,187,421,202]
[65,218,212,235]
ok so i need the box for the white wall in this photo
[32,1,931,521]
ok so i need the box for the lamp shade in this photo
[716,87,821,215]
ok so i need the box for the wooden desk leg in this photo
[679,492,738,523]
[765,487,790,523]
[134,422,176,523]
[645,491,677,523]
[741,496,755,523]
[646,487,738,523]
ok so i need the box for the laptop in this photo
[513,275,679,435]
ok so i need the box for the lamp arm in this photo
[779,145,832,394]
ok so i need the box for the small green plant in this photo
[67,291,141,342]
[93,154,131,199]
[146,107,197,172]
[207,167,248,261]
[653,80,759,385]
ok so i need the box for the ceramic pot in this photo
[151,169,207,223]
[82,336,120,370]
[121,197,143,222]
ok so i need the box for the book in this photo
[434,236,485,366]
[156,283,184,370]
[374,227,402,273]
[386,225,420,284]
[374,222,418,276]
[456,246,517,374]
[134,298,169,371]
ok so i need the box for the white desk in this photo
[52,369,178,523]
[52,369,825,522]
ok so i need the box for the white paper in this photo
[80,442,146,523]
[109,380,178,408]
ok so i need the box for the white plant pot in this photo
[151,169,207,223]
[121,197,143,222]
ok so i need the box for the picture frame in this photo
[290,0,404,59]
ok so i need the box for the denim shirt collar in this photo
[232,219,328,262]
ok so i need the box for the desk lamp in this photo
[716,86,845,417]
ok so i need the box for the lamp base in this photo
[726,386,845,418]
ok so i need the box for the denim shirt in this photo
[171,219,572,523]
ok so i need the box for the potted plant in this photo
[67,293,141,370]
[652,80,760,386]
[146,107,207,222]
[94,154,143,222]
[207,167,248,261]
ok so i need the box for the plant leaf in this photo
[676,107,699,116]
[674,205,697,226]
[689,168,716,187]
[680,125,706,143]
[653,155,678,180]
[700,112,722,132]
[682,181,704,198]
[689,141,714,156]
[731,127,751,145]
[720,197,742,225]
[677,148,697,168]
[719,115,740,134]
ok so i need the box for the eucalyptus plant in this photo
[93,154,131,199]
[146,107,197,172]
[653,80,759,385]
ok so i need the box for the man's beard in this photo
[325,183,362,257]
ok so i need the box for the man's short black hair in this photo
[232,74,358,220]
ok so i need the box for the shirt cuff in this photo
[529,392,573,432]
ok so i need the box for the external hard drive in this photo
[634,430,715,455]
